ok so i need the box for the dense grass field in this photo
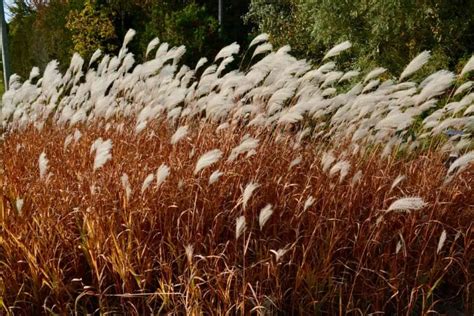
[0,31,473,314]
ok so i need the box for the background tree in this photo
[7,0,472,81]
[66,0,117,60]
[246,0,474,74]
[8,0,82,78]
[7,0,252,77]
[140,2,220,64]
[7,0,37,78]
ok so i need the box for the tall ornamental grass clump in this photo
[0,30,473,314]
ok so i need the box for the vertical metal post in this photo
[0,0,10,91]
[218,0,223,26]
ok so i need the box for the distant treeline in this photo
[7,0,474,79]
[7,0,251,78]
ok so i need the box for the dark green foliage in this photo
[246,0,474,74]
[141,2,220,65]
[7,0,38,78]
[7,0,83,78]
[166,4,219,62]
[6,0,251,79]
[5,0,473,80]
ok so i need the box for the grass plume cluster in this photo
[0,30,473,314]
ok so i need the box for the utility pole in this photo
[0,0,10,91]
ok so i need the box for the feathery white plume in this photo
[246,149,257,158]
[216,122,230,131]
[141,173,154,194]
[416,70,455,104]
[121,173,132,201]
[437,229,447,254]
[170,126,189,145]
[64,135,73,150]
[395,240,403,254]
[323,41,352,60]
[184,244,194,263]
[16,198,24,214]
[73,129,82,142]
[447,151,474,175]
[39,151,49,180]
[249,33,269,47]
[194,149,223,175]
[321,71,344,87]
[276,45,291,55]
[235,215,246,240]
[454,81,473,96]
[123,29,136,48]
[89,49,102,66]
[209,170,223,185]
[318,62,336,73]
[252,42,273,58]
[267,88,295,115]
[351,170,363,186]
[270,248,288,262]
[258,204,273,230]
[228,137,259,162]
[460,55,474,76]
[216,56,234,76]
[387,197,426,212]
[339,70,360,82]
[92,139,113,171]
[329,160,351,182]
[156,164,170,187]
[321,151,336,172]
[303,196,315,211]
[364,67,386,83]
[289,155,302,169]
[376,112,413,130]
[399,51,431,81]
[321,87,336,97]
[135,121,147,134]
[146,37,160,58]
[215,42,240,61]
[171,45,186,65]
[29,67,40,80]
[90,138,103,154]
[195,57,208,71]
[278,111,303,124]
[242,182,259,209]
[390,174,406,191]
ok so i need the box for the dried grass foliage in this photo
[0,121,472,314]
[0,30,473,314]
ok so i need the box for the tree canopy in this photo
[7,0,252,78]
[5,0,474,79]
[245,0,474,74]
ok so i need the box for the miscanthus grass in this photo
[38,151,49,180]
[235,215,246,240]
[242,182,259,209]
[194,149,223,175]
[156,164,170,187]
[208,170,223,185]
[387,197,427,213]
[91,138,112,171]
[0,30,472,315]
[258,204,273,230]
[170,125,188,145]
[1,121,472,315]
